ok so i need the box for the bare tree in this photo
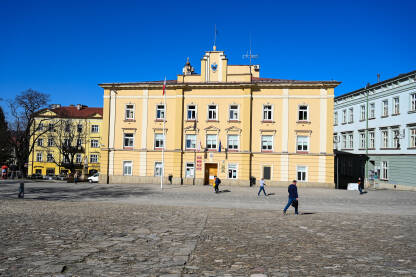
[0,105,12,165]
[40,117,87,176]
[8,89,50,176]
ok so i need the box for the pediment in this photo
[204,125,220,132]
[184,125,199,133]
[38,109,57,117]
[225,126,242,133]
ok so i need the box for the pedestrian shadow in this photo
[217,189,231,193]
[267,193,275,196]
[300,212,316,215]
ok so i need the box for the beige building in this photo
[99,47,340,187]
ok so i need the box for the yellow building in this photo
[28,104,103,177]
[99,48,340,187]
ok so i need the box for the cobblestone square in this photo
[0,181,415,276]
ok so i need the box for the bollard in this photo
[18,182,24,198]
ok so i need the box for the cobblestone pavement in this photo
[0,181,415,276]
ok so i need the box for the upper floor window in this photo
[62,156,70,164]
[410,128,416,148]
[369,131,375,148]
[381,130,389,148]
[227,135,239,150]
[125,104,135,120]
[63,138,70,147]
[187,105,196,120]
[263,105,273,121]
[156,104,165,120]
[91,124,99,133]
[334,112,338,125]
[369,103,375,118]
[382,100,389,117]
[91,139,99,148]
[333,134,338,149]
[296,136,309,152]
[48,138,54,147]
[76,138,82,147]
[359,132,366,149]
[341,134,347,149]
[37,123,44,131]
[76,154,82,164]
[348,133,354,149]
[208,105,217,120]
[206,134,217,150]
[348,108,354,123]
[77,124,83,133]
[47,153,54,163]
[90,154,98,163]
[185,134,196,149]
[261,135,273,151]
[154,133,165,149]
[342,109,347,124]
[392,129,400,148]
[65,123,71,132]
[36,152,42,162]
[37,138,43,147]
[360,105,366,121]
[229,105,239,121]
[411,93,416,112]
[393,97,400,115]
[48,123,55,132]
[123,133,134,148]
[298,105,308,121]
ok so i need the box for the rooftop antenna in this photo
[242,33,259,80]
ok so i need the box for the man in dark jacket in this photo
[214,176,220,193]
[283,180,299,215]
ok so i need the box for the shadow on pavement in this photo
[217,189,231,193]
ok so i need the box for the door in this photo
[204,163,218,186]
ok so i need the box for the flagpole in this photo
[161,77,167,190]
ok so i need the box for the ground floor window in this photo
[46,168,55,176]
[154,162,163,176]
[297,166,307,181]
[185,162,194,178]
[381,161,388,180]
[123,161,132,176]
[35,169,42,174]
[263,166,271,180]
[410,128,416,148]
[228,163,237,179]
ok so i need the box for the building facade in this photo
[334,70,416,190]
[99,48,339,187]
[28,105,103,177]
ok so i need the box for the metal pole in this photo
[365,83,370,188]
[161,85,166,190]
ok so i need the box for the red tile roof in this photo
[47,106,103,118]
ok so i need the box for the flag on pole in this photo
[162,77,167,95]
[218,140,221,152]
[197,139,201,152]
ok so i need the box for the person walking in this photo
[283,180,299,215]
[74,172,78,184]
[214,176,221,193]
[258,178,267,196]
[357,178,364,194]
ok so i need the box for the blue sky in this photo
[0,0,415,110]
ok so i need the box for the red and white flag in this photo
[162,77,166,95]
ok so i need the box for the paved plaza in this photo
[0,181,415,276]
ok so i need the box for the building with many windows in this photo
[28,105,103,178]
[334,70,416,190]
[99,48,339,187]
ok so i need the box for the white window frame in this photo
[381,161,388,180]
[36,152,42,162]
[296,166,308,182]
[348,133,354,149]
[90,154,98,163]
[76,138,83,147]
[359,132,366,149]
[125,104,135,120]
[382,100,389,117]
[392,129,400,148]
[381,130,389,148]
[296,136,309,152]
[48,137,54,147]
[90,139,99,148]
[334,112,338,125]
[393,97,400,115]
[185,134,196,150]
[75,154,82,164]
[206,134,217,150]
[262,104,273,121]
[123,133,134,148]
[298,105,309,121]
[229,104,239,121]
[37,138,43,147]
[228,163,238,179]
[227,135,239,150]
[77,124,83,133]
[47,153,54,163]
[360,105,366,121]
[156,104,165,120]
[342,109,347,124]
[185,162,194,178]
[154,133,165,149]
[207,104,218,121]
[123,161,133,176]
[411,93,416,112]
[187,105,197,120]
[410,128,416,148]
[91,124,99,133]
[348,107,354,123]
[370,103,375,118]
[261,135,273,151]
[342,134,347,149]
[369,130,375,149]
[154,162,163,177]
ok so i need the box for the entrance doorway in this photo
[204,163,218,186]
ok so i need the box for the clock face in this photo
[211,63,217,72]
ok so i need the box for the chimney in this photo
[377,73,380,83]
[49,104,61,109]
[76,104,82,110]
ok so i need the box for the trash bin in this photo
[250,176,256,187]
[18,182,24,198]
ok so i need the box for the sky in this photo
[0,0,415,111]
